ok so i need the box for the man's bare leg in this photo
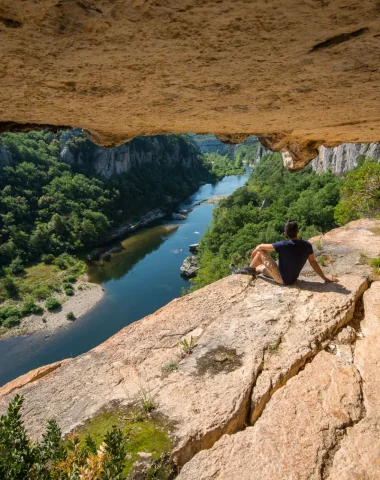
[250,251,284,284]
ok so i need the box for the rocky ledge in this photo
[0,219,379,479]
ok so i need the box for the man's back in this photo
[273,239,313,285]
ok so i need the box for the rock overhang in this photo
[1,0,380,169]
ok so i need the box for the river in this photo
[0,172,250,387]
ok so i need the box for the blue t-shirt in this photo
[272,239,313,285]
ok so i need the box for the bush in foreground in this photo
[0,395,128,480]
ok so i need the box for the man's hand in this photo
[324,276,339,283]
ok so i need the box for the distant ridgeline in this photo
[0,130,216,270]
[190,134,259,166]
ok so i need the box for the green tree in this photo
[335,159,380,224]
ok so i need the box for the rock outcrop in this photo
[2,1,380,169]
[312,143,380,174]
[180,255,199,278]
[59,131,201,178]
[1,219,379,477]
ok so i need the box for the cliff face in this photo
[1,219,379,478]
[60,132,201,179]
[312,143,380,174]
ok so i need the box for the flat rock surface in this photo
[311,219,380,258]
[178,351,363,480]
[1,1,380,159]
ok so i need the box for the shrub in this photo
[3,316,21,328]
[21,299,43,316]
[41,253,55,265]
[64,286,74,296]
[45,297,61,311]
[0,305,22,322]
[66,312,76,321]
[9,256,25,276]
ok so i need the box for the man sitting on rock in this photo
[229,220,338,285]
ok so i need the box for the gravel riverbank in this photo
[0,280,104,340]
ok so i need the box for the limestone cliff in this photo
[60,131,201,179]
[312,142,380,174]
[1,219,379,478]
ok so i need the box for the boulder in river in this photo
[180,256,199,278]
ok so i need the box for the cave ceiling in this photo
[0,0,380,169]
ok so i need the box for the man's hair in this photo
[284,220,298,238]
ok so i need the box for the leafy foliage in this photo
[203,152,245,179]
[334,159,380,224]
[0,395,167,480]
[44,297,61,311]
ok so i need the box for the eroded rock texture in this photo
[1,219,379,478]
[312,143,380,174]
[1,1,380,168]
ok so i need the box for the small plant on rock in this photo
[268,337,282,354]
[179,336,197,356]
[66,312,76,321]
[161,360,179,374]
[370,257,380,274]
[142,395,155,413]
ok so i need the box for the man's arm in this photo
[251,244,275,258]
[308,253,338,283]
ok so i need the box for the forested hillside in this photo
[190,153,380,290]
[0,130,250,331]
[0,131,214,270]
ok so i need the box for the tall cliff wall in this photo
[60,131,201,179]
[312,143,380,174]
